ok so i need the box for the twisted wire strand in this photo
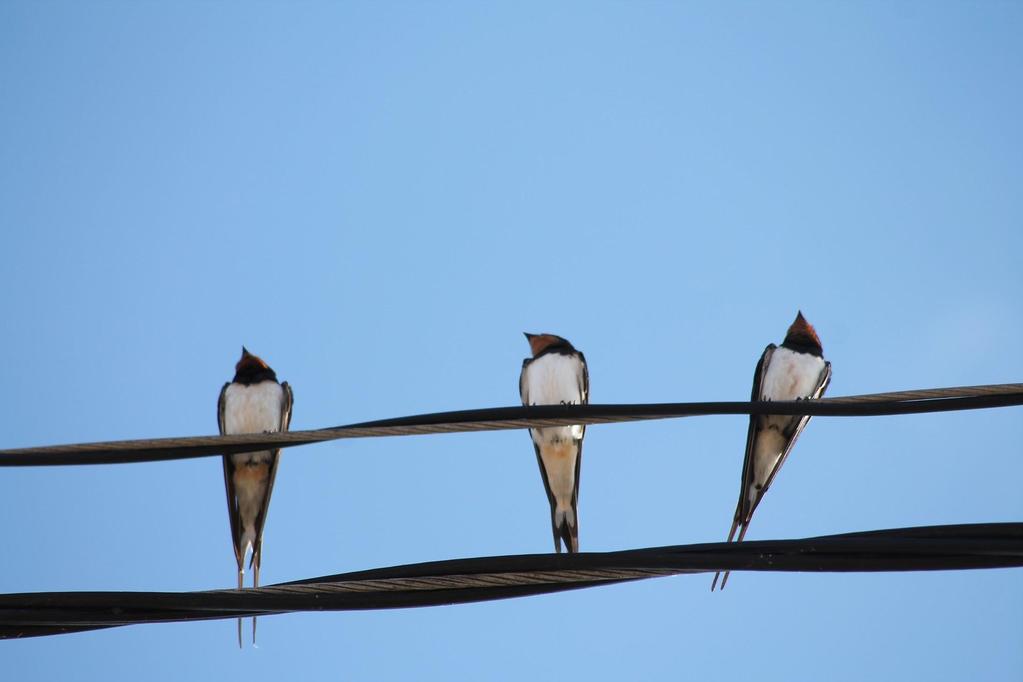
[1,383,1021,467]
[3,523,1021,638]
[833,383,1023,402]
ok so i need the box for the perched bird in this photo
[712,311,831,590]
[218,347,293,645]
[519,332,589,553]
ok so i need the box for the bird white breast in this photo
[223,381,285,435]
[522,352,586,513]
[222,381,284,552]
[759,347,826,402]
[522,352,586,444]
[223,381,284,469]
[748,347,826,503]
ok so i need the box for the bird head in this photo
[783,311,823,354]
[523,332,573,357]
[236,346,270,374]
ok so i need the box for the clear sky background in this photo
[2,2,1021,680]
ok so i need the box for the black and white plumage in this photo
[712,312,831,590]
[519,332,589,553]
[217,346,293,644]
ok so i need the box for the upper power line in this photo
[1,383,1021,467]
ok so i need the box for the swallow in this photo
[712,311,831,590]
[519,333,589,553]
[218,346,293,645]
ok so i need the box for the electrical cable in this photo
[1,383,1020,466]
[3,523,1019,639]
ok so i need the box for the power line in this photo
[2,385,1020,640]
[1,383,1021,466]
[3,523,1019,639]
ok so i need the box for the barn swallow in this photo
[712,311,831,590]
[218,347,293,645]
[519,333,589,553]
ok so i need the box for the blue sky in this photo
[2,2,1021,680]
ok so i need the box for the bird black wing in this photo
[711,345,774,590]
[577,351,589,437]
[733,344,776,531]
[519,357,531,406]
[572,351,588,538]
